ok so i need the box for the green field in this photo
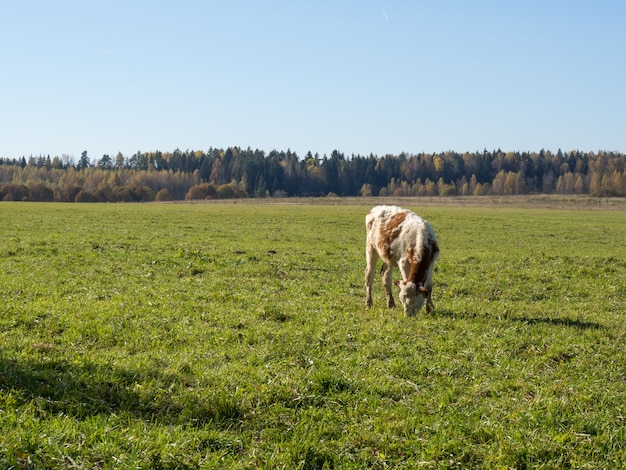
[1,201,625,469]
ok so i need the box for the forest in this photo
[1,147,625,202]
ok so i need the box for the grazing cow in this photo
[365,205,440,316]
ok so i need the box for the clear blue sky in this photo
[2,1,625,161]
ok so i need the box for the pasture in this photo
[0,200,625,469]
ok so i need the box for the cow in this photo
[365,205,440,316]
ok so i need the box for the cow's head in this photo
[394,280,428,316]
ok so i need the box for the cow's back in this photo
[366,205,423,263]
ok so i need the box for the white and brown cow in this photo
[365,205,440,316]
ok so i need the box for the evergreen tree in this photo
[98,154,113,170]
[77,151,91,170]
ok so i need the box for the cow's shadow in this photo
[429,307,603,330]
[508,316,603,330]
[0,355,243,426]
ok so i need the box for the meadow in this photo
[0,200,625,469]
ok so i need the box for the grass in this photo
[1,200,625,468]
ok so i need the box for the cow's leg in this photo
[426,291,434,312]
[425,276,434,312]
[381,262,395,308]
[365,245,378,309]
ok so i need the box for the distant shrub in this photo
[474,183,492,196]
[134,186,155,202]
[62,185,83,202]
[440,185,459,197]
[185,183,217,200]
[113,186,139,202]
[75,190,95,202]
[359,183,373,197]
[155,188,173,201]
[0,183,28,201]
[28,183,54,202]
[93,184,113,202]
[216,184,247,199]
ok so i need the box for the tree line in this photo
[1,147,625,202]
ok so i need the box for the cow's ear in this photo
[418,286,429,296]
[393,279,400,287]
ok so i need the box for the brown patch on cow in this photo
[406,244,422,285]
[408,238,439,287]
[377,211,407,259]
